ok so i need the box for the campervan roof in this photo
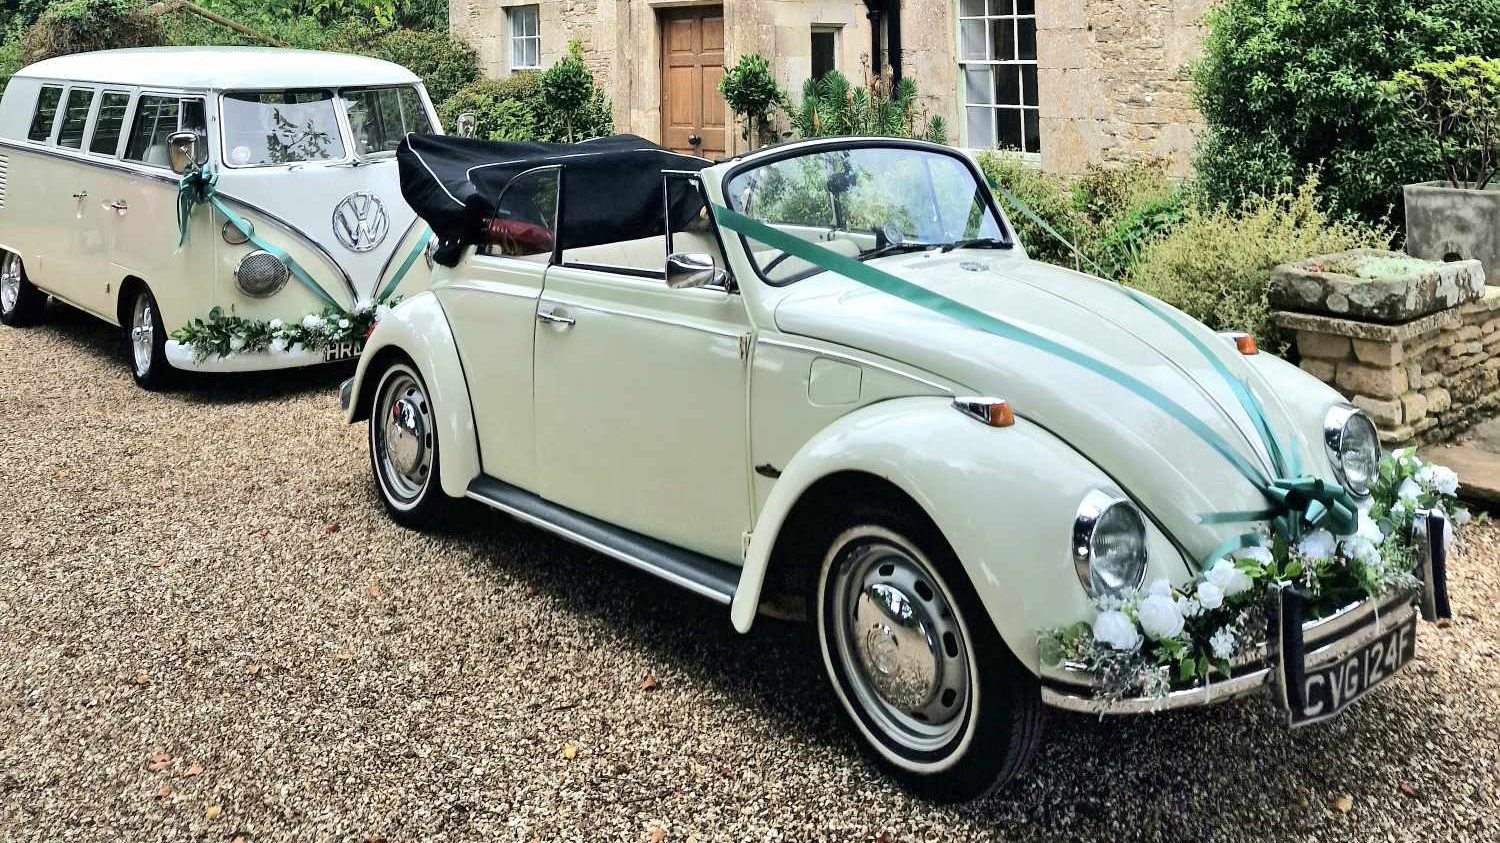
[13,47,421,91]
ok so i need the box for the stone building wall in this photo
[450,0,1211,170]
[1278,289,1500,447]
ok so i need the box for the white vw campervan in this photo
[0,48,439,388]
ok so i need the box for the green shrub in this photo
[1191,0,1500,224]
[977,151,1097,269]
[325,25,478,103]
[436,78,535,141]
[1386,55,1500,189]
[1127,179,1390,353]
[540,40,596,142]
[20,0,163,65]
[1093,188,1191,282]
[0,26,25,91]
[439,65,613,143]
[720,53,784,148]
[789,71,946,143]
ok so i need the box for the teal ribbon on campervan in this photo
[373,228,432,305]
[176,167,346,313]
[709,202,1357,562]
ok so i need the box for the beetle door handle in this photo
[71,190,88,200]
[537,309,575,328]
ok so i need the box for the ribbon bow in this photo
[176,167,219,248]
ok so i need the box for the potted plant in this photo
[719,53,784,151]
[1390,56,1500,284]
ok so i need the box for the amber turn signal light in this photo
[953,397,1015,427]
[1219,331,1258,355]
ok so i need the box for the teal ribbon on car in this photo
[177,166,347,313]
[711,201,1358,562]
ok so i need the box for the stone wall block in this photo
[1353,395,1403,427]
[1336,363,1408,400]
[1401,391,1429,423]
[1298,331,1352,360]
[1352,338,1403,366]
[1425,387,1452,414]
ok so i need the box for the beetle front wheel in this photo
[369,360,443,528]
[815,505,1044,801]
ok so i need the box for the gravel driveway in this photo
[2,305,1497,843]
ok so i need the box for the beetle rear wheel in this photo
[369,360,443,528]
[0,251,47,327]
[816,503,1044,801]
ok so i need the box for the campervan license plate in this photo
[324,341,364,363]
[1290,615,1416,727]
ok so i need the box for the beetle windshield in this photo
[341,86,432,157]
[723,145,1008,285]
[222,89,346,166]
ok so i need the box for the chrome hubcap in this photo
[131,295,154,375]
[830,533,971,753]
[376,372,433,502]
[0,253,21,314]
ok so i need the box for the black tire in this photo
[813,500,1044,802]
[0,250,47,327]
[124,285,173,391]
[368,359,443,529]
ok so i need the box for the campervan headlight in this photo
[235,250,290,298]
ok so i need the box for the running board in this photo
[465,475,739,605]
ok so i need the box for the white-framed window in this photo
[958,0,1039,153]
[509,5,540,71]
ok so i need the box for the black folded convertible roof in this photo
[397,133,713,266]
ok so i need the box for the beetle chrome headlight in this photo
[235,250,289,298]
[1072,490,1149,597]
[1324,404,1380,497]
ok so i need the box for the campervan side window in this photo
[89,92,131,156]
[123,95,206,168]
[342,86,432,157]
[56,87,96,149]
[27,85,63,143]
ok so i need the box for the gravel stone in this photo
[2,307,1498,842]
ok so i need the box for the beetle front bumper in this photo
[1040,510,1452,718]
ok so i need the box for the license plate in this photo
[1290,615,1416,727]
[324,341,364,363]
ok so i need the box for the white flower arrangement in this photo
[1038,447,1477,704]
[169,299,401,363]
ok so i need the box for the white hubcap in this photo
[0,253,21,314]
[131,295,154,375]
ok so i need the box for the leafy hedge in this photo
[437,62,613,144]
[20,0,162,65]
[323,25,478,103]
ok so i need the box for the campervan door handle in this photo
[108,200,128,214]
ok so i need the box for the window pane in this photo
[483,167,557,259]
[1016,0,1035,13]
[1024,109,1041,154]
[344,86,433,156]
[995,65,1021,106]
[180,99,209,165]
[526,7,538,36]
[959,20,986,62]
[959,0,984,16]
[89,92,130,155]
[28,85,62,142]
[57,88,95,149]
[124,96,182,166]
[1022,64,1038,107]
[811,30,836,81]
[987,0,1013,13]
[222,90,345,166]
[966,106,993,148]
[964,68,994,106]
[997,108,1023,151]
[992,18,1015,62]
[1018,19,1037,61]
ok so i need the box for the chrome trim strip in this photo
[1041,591,1419,715]
[544,299,744,338]
[756,337,956,394]
[463,489,733,605]
[442,282,539,300]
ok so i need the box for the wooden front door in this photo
[660,6,726,158]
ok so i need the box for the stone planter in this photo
[1268,248,1485,324]
[1405,180,1500,286]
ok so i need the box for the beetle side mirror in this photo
[666,252,728,289]
[167,131,200,175]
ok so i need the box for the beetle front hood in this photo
[772,250,1336,566]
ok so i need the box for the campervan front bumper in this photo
[165,340,363,373]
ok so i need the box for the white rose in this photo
[338,318,351,330]
[1417,464,1459,496]
[1092,610,1141,652]
[228,335,246,352]
[1176,595,1202,618]
[1397,477,1421,502]
[1297,529,1336,561]
[1196,580,1224,610]
[1137,594,1185,640]
[1148,578,1172,598]
[302,314,325,331]
[1355,510,1384,544]
[268,318,284,330]
[270,337,288,354]
[1205,558,1254,597]
[1209,626,1237,660]
[1230,545,1274,570]
[1341,536,1381,567]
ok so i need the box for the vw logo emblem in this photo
[331,191,390,253]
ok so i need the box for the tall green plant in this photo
[719,53,783,149]
[540,40,594,142]
[1386,56,1500,189]
[789,71,946,143]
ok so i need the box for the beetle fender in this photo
[344,291,480,500]
[732,396,1190,672]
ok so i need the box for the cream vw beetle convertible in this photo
[341,134,1454,799]
[0,48,438,388]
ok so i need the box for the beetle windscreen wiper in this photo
[939,237,1011,253]
[857,242,940,261]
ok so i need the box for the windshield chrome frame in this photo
[719,137,1017,288]
[216,86,356,170]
